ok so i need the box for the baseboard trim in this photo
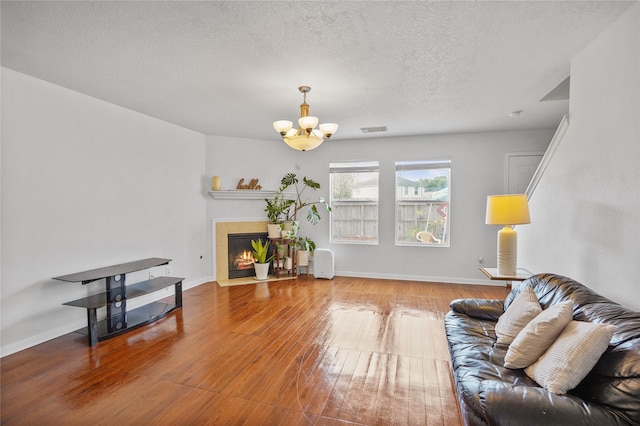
[334,270,505,287]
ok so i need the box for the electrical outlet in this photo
[478,256,484,265]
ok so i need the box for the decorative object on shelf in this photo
[279,172,331,225]
[251,238,274,280]
[212,176,221,191]
[273,86,338,151]
[485,194,531,276]
[236,178,262,190]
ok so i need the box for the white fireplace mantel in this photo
[208,190,295,200]
[208,190,276,200]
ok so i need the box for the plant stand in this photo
[269,237,297,278]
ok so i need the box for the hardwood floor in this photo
[1,276,509,425]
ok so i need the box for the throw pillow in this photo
[504,301,573,369]
[524,320,615,394]
[495,286,542,345]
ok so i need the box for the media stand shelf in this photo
[53,257,184,346]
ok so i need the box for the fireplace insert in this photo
[228,232,269,279]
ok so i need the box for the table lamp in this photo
[485,194,531,276]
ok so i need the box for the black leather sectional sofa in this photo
[444,273,639,425]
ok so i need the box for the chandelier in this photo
[273,86,338,151]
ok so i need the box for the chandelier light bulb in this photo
[298,116,319,132]
[319,123,338,138]
[273,120,293,136]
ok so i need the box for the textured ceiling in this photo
[1,1,635,141]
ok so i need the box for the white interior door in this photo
[505,152,544,194]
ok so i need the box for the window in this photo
[330,161,379,244]
[395,160,450,246]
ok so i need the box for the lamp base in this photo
[497,225,518,276]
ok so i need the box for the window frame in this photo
[329,160,380,245]
[394,160,451,247]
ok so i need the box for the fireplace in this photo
[228,232,269,279]
[214,220,296,286]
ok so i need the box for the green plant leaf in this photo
[303,177,320,189]
[251,239,274,263]
[281,173,298,188]
[307,204,320,225]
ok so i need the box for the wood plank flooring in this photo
[1,276,509,425]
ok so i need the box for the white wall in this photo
[206,129,553,283]
[519,4,640,310]
[1,69,209,356]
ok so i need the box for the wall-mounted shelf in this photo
[208,190,275,200]
[208,190,294,200]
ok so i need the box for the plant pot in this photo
[254,262,270,280]
[281,221,299,232]
[298,250,310,267]
[267,223,281,238]
[275,257,292,270]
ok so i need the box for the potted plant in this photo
[280,221,299,239]
[279,173,331,225]
[295,236,316,267]
[264,192,291,238]
[251,238,275,280]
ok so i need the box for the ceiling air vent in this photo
[360,126,387,134]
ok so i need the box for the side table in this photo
[480,267,533,288]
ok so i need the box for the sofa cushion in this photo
[525,320,615,394]
[504,301,574,369]
[495,286,541,345]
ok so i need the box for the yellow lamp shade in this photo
[485,194,531,225]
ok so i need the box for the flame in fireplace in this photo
[232,250,255,270]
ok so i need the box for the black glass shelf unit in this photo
[53,258,183,346]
